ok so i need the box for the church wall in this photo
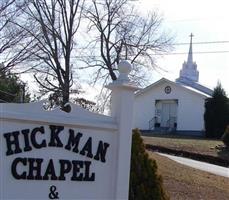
[134,81,206,133]
[177,93,205,131]
[134,92,156,129]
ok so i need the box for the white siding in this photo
[133,81,206,131]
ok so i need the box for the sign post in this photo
[107,60,138,199]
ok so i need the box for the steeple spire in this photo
[187,33,194,64]
[176,33,199,83]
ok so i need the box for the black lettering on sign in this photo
[21,129,32,152]
[59,160,72,180]
[49,185,59,199]
[31,126,46,149]
[11,157,27,179]
[10,157,96,181]
[3,123,111,181]
[65,130,82,153]
[4,131,22,156]
[71,160,83,181]
[94,141,110,163]
[83,161,95,181]
[43,159,58,180]
[79,137,93,158]
[27,158,43,180]
[48,125,64,147]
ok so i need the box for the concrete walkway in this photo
[157,153,229,178]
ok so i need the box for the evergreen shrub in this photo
[222,125,229,147]
[129,129,169,200]
[204,83,229,138]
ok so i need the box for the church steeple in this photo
[187,33,193,64]
[176,33,199,83]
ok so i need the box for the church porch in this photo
[149,99,178,132]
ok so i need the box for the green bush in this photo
[204,83,229,138]
[221,125,229,147]
[129,129,169,200]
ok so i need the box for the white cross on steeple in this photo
[187,33,194,64]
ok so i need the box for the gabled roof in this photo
[176,79,213,96]
[135,78,212,98]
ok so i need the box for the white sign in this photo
[0,61,138,200]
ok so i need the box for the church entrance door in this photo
[161,101,177,128]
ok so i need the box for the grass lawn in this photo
[148,151,229,200]
[143,134,229,161]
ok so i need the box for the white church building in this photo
[133,35,213,136]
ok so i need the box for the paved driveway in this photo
[157,153,229,178]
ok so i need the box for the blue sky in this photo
[136,0,229,94]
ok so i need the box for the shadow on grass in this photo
[141,132,208,140]
[217,146,229,161]
[146,144,229,167]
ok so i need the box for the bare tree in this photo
[0,0,29,73]
[12,0,84,111]
[82,0,173,86]
[0,0,16,62]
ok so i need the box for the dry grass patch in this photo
[148,151,229,200]
[143,135,229,161]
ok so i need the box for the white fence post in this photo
[106,60,138,200]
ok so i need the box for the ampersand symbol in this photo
[49,185,59,199]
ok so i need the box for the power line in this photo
[68,50,229,58]
[74,40,229,49]
[3,49,228,60]
[174,40,229,45]
[1,41,229,59]
[154,50,229,56]
[0,40,228,54]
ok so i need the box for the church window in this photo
[164,86,171,94]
